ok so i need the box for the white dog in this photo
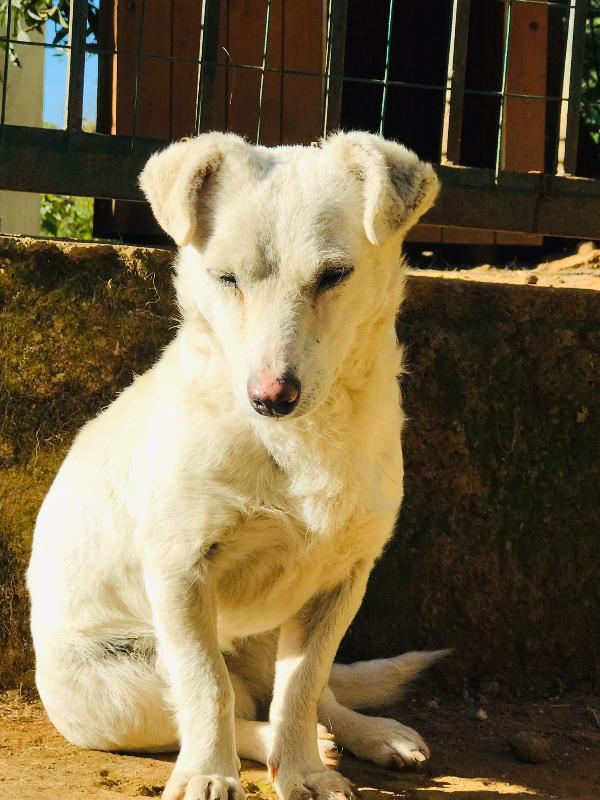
[27,131,443,800]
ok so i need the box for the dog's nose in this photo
[247,373,301,417]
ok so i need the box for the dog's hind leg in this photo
[235,719,339,769]
[318,686,429,769]
[318,650,450,768]
[36,636,275,755]
[36,638,179,752]
[36,634,339,767]
[230,666,339,768]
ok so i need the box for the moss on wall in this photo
[1,237,599,693]
[0,237,175,686]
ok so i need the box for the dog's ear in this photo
[139,133,247,247]
[329,132,440,246]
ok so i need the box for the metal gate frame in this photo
[0,0,598,240]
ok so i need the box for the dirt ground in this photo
[412,241,600,291]
[2,239,600,799]
[2,689,599,800]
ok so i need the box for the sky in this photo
[43,6,98,129]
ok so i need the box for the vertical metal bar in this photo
[130,0,147,147]
[196,0,221,134]
[323,0,348,135]
[379,0,395,136]
[256,0,272,145]
[440,0,471,165]
[557,0,588,175]
[495,0,513,178]
[322,0,333,135]
[66,0,89,132]
[1,0,13,130]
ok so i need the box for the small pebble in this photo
[474,708,488,721]
[427,699,439,709]
[508,730,551,764]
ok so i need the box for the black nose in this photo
[247,374,301,417]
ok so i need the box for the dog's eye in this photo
[217,273,238,288]
[316,266,353,294]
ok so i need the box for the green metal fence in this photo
[0,0,599,239]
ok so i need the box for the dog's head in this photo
[140,132,439,420]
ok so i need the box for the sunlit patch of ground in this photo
[415,775,537,794]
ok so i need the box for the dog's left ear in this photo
[329,132,440,246]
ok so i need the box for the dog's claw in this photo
[318,726,341,769]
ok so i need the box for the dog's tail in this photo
[329,649,450,710]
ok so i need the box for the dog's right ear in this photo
[139,133,247,247]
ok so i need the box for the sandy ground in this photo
[410,243,600,291]
[2,690,599,800]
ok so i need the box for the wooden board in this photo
[97,0,325,240]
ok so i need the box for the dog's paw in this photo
[356,717,430,769]
[162,773,245,800]
[317,723,340,769]
[285,769,357,800]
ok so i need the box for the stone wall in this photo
[343,276,600,694]
[1,236,598,693]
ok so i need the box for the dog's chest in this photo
[209,453,357,640]
[214,509,354,642]
[207,412,403,643]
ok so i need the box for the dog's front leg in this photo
[268,559,372,800]
[144,553,242,800]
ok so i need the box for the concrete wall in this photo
[1,236,598,693]
[0,29,45,235]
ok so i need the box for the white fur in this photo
[27,132,441,800]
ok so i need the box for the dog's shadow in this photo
[124,753,542,799]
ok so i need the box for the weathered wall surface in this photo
[1,237,599,693]
[343,276,600,693]
[0,237,175,685]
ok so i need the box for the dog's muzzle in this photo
[247,373,301,417]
